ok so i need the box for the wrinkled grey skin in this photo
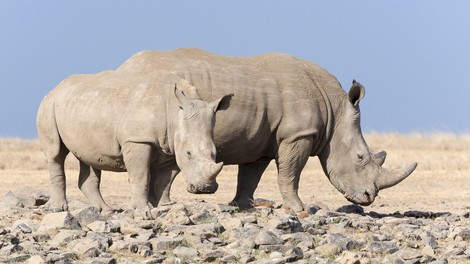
[120,48,416,212]
[37,74,226,213]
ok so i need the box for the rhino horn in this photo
[373,151,387,166]
[376,162,417,190]
[209,162,223,179]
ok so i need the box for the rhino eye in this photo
[187,151,192,160]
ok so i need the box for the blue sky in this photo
[0,1,469,138]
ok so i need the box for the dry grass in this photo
[0,134,469,214]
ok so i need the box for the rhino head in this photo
[319,80,417,206]
[173,84,227,194]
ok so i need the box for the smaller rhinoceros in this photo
[37,74,229,213]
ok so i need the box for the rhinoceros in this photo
[37,73,229,212]
[115,48,415,212]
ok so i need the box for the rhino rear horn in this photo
[209,162,223,180]
[376,162,418,190]
[373,151,387,166]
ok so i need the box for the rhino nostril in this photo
[364,191,371,199]
[188,184,196,193]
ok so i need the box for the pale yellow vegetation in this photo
[0,134,469,214]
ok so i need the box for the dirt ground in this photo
[0,133,469,215]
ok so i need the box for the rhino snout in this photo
[186,181,219,194]
[344,188,378,206]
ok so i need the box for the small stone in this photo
[215,203,239,213]
[72,239,102,258]
[37,212,80,232]
[200,249,224,262]
[173,246,199,259]
[49,229,86,247]
[254,230,283,246]
[326,233,362,251]
[90,257,117,264]
[336,204,364,214]
[72,206,105,226]
[269,251,283,259]
[254,198,276,208]
[366,241,399,254]
[25,255,45,264]
[148,236,183,251]
[335,251,362,264]
[423,233,438,249]
[314,244,342,256]
[190,210,217,225]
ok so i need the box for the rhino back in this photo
[116,49,344,163]
[47,71,173,171]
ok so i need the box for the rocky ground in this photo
[0,188,469,264]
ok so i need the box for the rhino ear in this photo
[348,80,365,107]
[210,94,234,112]
[174,84,193,110]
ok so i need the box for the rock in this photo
[89,257,116,264]
[189,209,217,225]
[366,241,399,254]
[87,221,108,233]
[72,206,105,226]
[49,229,86,247]
[326,233,362,251]
[335,251,362,264]
[423,232,439,249]
[254,230,283,246]
[71,238,103,258]
[148,236,183,251]
[173,246,199,259]
[314,244,342,256]
[25,255,45,264]
[158,203,191,226]
[1,191,24,208]
[200,249,224,262]
[336,204,364,214]
[215,203,239,213]
[12,219,38,233]
[3,188,49,208]
[37,212,80,232]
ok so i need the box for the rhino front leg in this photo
[275,137,313,212]
[230,158,271,209]
[78,161,111,212]
[122,143,152,214]
[149,162,180,207]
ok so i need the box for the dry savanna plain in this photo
[0,133,469,215]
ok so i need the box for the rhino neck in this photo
[164,89,177,156]
[315,81,348,175]
[308,76,337,158]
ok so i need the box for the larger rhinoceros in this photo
[117,48,416,212]
[37,72,229,213]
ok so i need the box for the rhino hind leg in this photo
[45,143,70,212]
[149,162,180,207]
[229,158,271,209]
[275,137,313,212]
[78,161,110,212]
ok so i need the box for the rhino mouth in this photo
[343,188,377,206]
[187,181,219,194]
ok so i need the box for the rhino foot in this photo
[46,199,68,212]
[229,198,254,210]
[282,199,304,213]
[133,206,153,220]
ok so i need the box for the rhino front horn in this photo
[376,162,418,190]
